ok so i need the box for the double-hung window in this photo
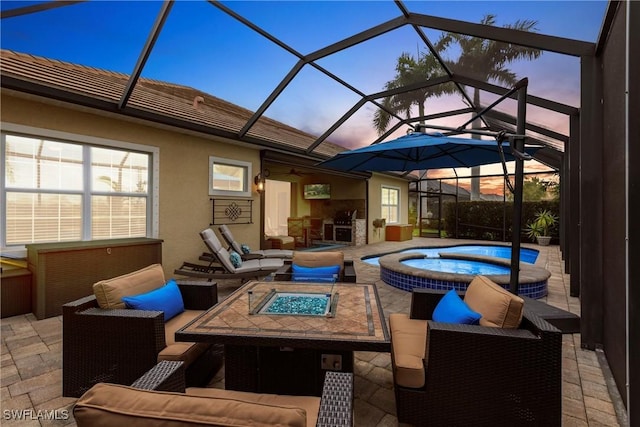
[381,186,400,224]
[2,129,155,249]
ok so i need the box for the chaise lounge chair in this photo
[174,228,284,282]
[218,224,293,259]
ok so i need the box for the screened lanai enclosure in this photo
[1,0,638,422]
[410,169,559,240]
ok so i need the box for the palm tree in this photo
[441,15,541,90]
[373,45,452,136]
[440,14,542,199]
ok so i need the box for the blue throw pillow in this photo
[240,244,251,254]
[229,251,242,268]
[291,264,340,283]
[122,279,185,321]
[432,289,481,325]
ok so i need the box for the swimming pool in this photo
[402,258,511,275]
[362,244,539,266]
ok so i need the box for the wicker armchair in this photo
[62,280,221,398]
[74,361,354,427]
[391,287,562,426]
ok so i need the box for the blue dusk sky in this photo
[1,0,608,166]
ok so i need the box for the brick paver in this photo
[0,238,623,426]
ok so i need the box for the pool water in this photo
[402,258,511,275]
[363,245,538,266]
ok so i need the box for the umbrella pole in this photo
[509,83,528,295]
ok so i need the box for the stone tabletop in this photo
[176,281,390,351]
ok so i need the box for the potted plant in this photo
[525,209,558,246]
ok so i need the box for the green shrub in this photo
[442,200,560,242]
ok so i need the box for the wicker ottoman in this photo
[268,236,295,250]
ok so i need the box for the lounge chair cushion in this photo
[432,289,481,325]
[121,279,184,321]
[220,224,293,258]
[257,248,295,258]
[93,264,166,309]
[218,224,245,254]
[292,251,345,273]
[200,228,284,274]
[464,275,524,328]
[74,383,309,427]
[389,313,427,389]
[230,258,283,274]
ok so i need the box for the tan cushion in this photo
[164,311,206,346]
[186,387,321,427]
[292,251,344,272]
[74,383,308,427]
[158,310,210,365]
[93,264,166,309]
[389,313,427,388]
[464,275,524,328]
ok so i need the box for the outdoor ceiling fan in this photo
[271,168,314,177]
[288,168,315,176]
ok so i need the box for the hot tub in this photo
[378,252,551,299]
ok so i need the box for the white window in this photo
[209,156,252,198]
[2,127,156,248]
[381,186,400,224]
[90,147,150,239]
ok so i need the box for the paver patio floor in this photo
[0,238,623,426]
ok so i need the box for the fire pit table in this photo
[176,280,390,396]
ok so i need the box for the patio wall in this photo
[1,92,411,287]
[1,92,262,278]
[367,174,410,243]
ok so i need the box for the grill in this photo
[333,210,356,226]
[335,227,352,242]
[332,210,356,243]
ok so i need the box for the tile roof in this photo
[0,49,346,158]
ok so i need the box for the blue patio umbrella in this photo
[318,132,539,172]
[318,130,541,296]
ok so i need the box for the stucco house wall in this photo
[367,173,409,243]
[1,92,262,277]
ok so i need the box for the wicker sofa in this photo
[390,276,562,426]
[273,251,356,283]
[63,264,222,398]
[73,360,353,427]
